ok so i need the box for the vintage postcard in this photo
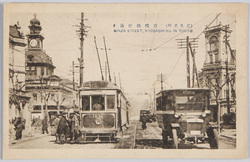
[2,3,248,159]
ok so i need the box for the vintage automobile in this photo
[155,88,219,149]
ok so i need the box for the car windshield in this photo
[175,93,207,111]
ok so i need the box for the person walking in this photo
[141,114,148,130]
[42,116,49,134]
[14,117,25,140]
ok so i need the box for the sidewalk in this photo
[219,129,236,142]
[9,133,51,145]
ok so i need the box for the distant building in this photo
[199,23,236,122]
[24,14,78,122]
[9,22,31,138]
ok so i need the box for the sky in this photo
[10,10,236,110]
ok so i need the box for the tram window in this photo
[165,95,175,110]
[92,95,105,111]
[107,95,115,110]
[82,96,90,111]
[156,98,162,110]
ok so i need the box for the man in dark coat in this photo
[14,117,25,140]
[57,113,69,144]
[141,115,148,130]
[42,116,49,134]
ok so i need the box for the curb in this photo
[10,134,51,145]
[219,134,236,142]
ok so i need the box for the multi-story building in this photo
[9,22,31,138]
[199,23,236,122]
[24,14,78,122]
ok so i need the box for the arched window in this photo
[209,36,219,51]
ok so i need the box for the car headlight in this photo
[174,113,179,118]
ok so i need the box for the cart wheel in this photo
[172,129,178,149]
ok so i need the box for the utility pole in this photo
[72,61,75,90]
[103,36,112,82]
[114,72,116,84]
[186,36,190,88]
[177,37,198,88]
[119,73,122,90]
[225,25,230,115]
[161,73,163,91]
[76,12,90,87]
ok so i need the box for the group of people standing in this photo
[52,112,81,144]
[13,117,26,140]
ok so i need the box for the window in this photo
[162,95,175,110]
[107,95,115,109]
[156,97,162,110]
[41,67,44,76]
[82,96,90,111]
[33,93,37,101]
[92,95,105,111]
[209,36,219,51]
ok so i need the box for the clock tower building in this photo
[25,14,55,82]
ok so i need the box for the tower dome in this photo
[30,14,40,25]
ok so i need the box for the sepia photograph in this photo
[2,3,248,159]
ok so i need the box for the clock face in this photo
[30,39,38,47]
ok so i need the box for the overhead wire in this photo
[151,13,213,51]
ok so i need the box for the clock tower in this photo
[27,14,44,50]
[25,14,55,82]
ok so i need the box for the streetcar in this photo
[155,88,219,149]
[79,80,130,142]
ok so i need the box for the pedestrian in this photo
[42,116,49,134]
[141,114,148,130]
[73,112,80,141]
[68,113,75,142]
[52,114,61,142]
[57,113,69,144]
[14,117,25,140]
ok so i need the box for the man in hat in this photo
[14,117,25,140]
[57,112,69,144]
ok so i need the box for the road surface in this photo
[9,121,236,149]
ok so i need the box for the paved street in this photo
[135,121,236,149]
[9,120,236,149]
[10,135,116,149]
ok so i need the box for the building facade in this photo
[199,23,236,123]
[9,22,31,138]
[24,14,79,123]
